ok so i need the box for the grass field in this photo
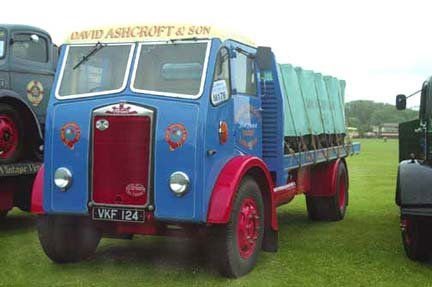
[1,139,431,286]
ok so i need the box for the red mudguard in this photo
[31,164,44,214]
[207,156,278,230]
[308,158,347,197]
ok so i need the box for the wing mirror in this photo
[396,94,406,110]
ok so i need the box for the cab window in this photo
[235,52,257,95]
[11,33,48,63]
[211,47,231,105]
[0,31,5,58]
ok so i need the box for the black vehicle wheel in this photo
[0,104,25,164]
[37,215,101,263]
[212,176,265,278]
[306,161,348,221]
[401,215,432,261]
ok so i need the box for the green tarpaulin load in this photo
[324,76,346,134]
[277,64,346,138]
[314,73,336,134]
[295,68,325,135]
[278,64,310,137]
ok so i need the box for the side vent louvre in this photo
[261,80,279,160]
[261,77,285,186]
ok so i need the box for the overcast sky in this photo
[3,0,431,107]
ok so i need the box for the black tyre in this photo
[306,161,348,221]
[401,215,432,261]
[0,104,25,164]
[212,176,265,278]
[37,215,101,263]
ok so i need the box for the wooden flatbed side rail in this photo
[283,142,360,176]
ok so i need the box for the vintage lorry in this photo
[0,24,57,219]
[31,24,360,277]
[395,78,432,261]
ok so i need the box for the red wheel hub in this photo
[0,115,18,159]
[237,197,260,259]
[338,173,347,211]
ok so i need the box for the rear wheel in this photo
[306,161,348,221]
[401,215,432,261]
[37,215,101,263]
[212,176,265,278]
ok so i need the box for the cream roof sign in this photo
[66,24,255,46]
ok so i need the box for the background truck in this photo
[31,25,360,277]
[395,79,432,261]
[0,24,57,219]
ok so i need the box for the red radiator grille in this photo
[92,115,151,206]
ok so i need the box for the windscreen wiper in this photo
[235,47,255,59]
[73,42,106,70]
[169,37,207,43]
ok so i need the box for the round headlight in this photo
[169,172,190,197]
[54,167,72,191]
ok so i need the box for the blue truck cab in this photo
[33,25,359,277]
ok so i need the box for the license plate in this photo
[92,206,145,223]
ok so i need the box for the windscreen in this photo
[58,44,132,97]
[132,42,208,97]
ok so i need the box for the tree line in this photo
[345,100,418,135]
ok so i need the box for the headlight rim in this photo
[54,167,73,191]
[169,171,190,197]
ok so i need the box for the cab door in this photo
[231,44,262,157]
[203,45,235,214]
[9,30,55,123]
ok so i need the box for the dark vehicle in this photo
[0,24,57,219]
[395,78,432,261]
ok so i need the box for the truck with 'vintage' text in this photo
[0,24,57,219]
[395,78,432,261]
[31,24,360,277]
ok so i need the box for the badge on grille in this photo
[125,183,146,198]
[96,119,109,131]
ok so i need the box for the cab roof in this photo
[65,24,255,46]
[0,24,51,38]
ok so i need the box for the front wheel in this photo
[37,215,101,263]
[212,176,265,278]
[401,215,432,261]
